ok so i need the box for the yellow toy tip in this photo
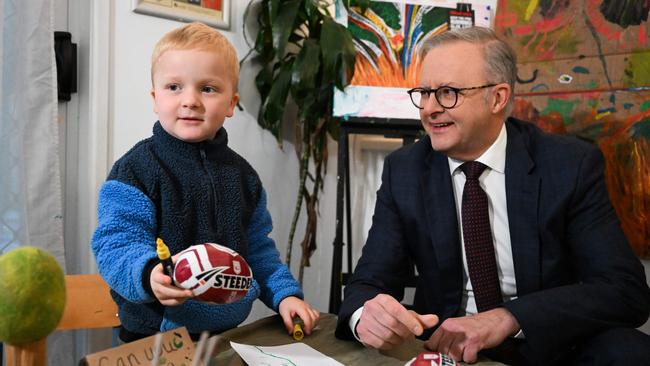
[156,238,170,260]
[292,323,304,341]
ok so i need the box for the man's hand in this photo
[357,294,439,350]
[150,253,194,306]
[424,307,520,363]
[278,296,320,335]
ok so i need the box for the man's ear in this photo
[150,89,158,114]
[227,93,239,117]
[491,83,511,114]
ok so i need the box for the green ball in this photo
[0,246,66,345]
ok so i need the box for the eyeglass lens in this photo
[411,87,458,109]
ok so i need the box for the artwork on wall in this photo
[333,0,498,121]
[496,0,650,258]
[132,0,230,29]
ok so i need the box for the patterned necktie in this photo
[460,161,502,312]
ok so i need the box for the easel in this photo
[328,117,422,314]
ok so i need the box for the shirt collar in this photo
[153,121,229,159]
[448,123,507,175]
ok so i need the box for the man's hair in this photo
[151,22,239,90]
[418,27,517,115]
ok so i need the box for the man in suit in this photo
[335,27,650,365]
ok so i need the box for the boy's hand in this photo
[150,254,194,306]
[278,296,320,336]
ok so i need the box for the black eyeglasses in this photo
[407,84,497,109]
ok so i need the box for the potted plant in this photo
[243,0,368,283]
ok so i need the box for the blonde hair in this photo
[151,22,239,90]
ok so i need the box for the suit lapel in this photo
[505,121,541,296]
[420,150,463,318]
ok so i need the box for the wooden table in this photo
[211,313,505,365]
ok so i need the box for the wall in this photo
[110,1,338,320]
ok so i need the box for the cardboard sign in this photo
[80,327,195,366]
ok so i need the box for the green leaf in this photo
[320,17,356,90]
[304,0,318,19]
[255,65,273,102]
[291,39,320,100]
[271,0,301,57]
[304,0,326,29]
[254,24,274,62]
[260,60,294,140]
[268,0,281,24]
[313,84,332,122]
[251,1,275,62]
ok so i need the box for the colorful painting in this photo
[496,0,650,258]
[333,0,497,120]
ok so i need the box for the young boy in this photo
[92,22,319,342]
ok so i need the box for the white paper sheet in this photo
[229,341,344,366]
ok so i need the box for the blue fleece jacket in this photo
[92,122,302,336]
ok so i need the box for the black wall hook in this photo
[54,31,77,102]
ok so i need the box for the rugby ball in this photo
[173,243,253,304]
[404,352,458,366]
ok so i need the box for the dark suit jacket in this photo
[335,118,650,362]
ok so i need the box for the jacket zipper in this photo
[199,148,219,231]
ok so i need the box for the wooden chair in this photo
[4,274,120,366]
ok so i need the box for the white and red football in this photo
[172,243,253,304]
[404,352,458,366]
